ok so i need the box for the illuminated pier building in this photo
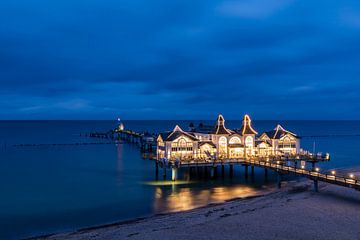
[157,114,300,161]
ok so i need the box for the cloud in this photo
[216,0,294,19]
[0,0,360,119]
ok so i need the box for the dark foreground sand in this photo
[42,180,360,240]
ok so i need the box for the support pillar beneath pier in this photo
[229,164,234,178]
[163,167,167,180]
[264,168,268,182]
[172,168,177,181]
[204,166,208,178]
[314,179,319,192]
[312,162,316,171]
[245,165,249,179]
[155,161,159,180]
[221,165,225,178]
[210,167,215,179]
[251,166,255,176]
[277,172,282,189]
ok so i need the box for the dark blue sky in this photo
[1,0,360,120]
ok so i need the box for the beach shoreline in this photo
[32,182,277,240]
[36,179,360,240]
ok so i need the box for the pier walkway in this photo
[157,156,360,192]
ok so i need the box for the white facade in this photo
[157,115,300,161]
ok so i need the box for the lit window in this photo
[245,136,253,147]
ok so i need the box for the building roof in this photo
[237,114,258,135]
[263,124,300,139]
[159,125,199,142]
[255,140,272,147]
[213,114,232,135]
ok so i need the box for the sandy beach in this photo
[41,180,360,240]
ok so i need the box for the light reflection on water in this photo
[152,183,265,213]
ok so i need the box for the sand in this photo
[42,180,360,240]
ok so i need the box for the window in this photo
[218,136,227,157]
[245,136,253,147]
[229,136,241,144]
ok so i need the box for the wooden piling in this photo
[314,179,319,192]
[277,172,282,189]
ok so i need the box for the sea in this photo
[0,120,360,239]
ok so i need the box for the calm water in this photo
[1,120,360,239]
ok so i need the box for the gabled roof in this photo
[238,114,258,135]
[263,124,299,139]
[213,114,232,135]
[255,140,272,147]
[159,125,199,142]
[259,132,271,140]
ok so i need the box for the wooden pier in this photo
[87,129,157,153]
[88,126,360,193]
[156,156,360,192]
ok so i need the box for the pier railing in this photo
[157,156,359,190]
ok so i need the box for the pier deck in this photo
[157,157,360,192]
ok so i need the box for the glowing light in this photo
[276,161,280,164]
[350,174,354,178]
[315,167,320,172]
[242,114,258,135]
[331,170,336,175]
[301,165,305,169]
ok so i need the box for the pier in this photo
[87,116,360,194]
[155,156,360,192]
[87,128,157,154]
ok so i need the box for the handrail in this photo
[163,157,358,186]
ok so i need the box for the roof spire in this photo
[214,114,231,134]
[240,114,258,135]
